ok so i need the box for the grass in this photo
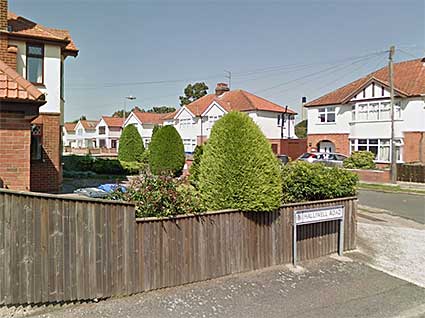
[357,182,425,195]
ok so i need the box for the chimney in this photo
[301,96,307,121]
[0,0,7,31]
[215,82,230,96]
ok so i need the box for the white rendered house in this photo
[169,83,297,153]
[73,120,99,148]
[123,111,172,148]
[305,58,425,164]
[95,116,124,149]
[62,122,77,147]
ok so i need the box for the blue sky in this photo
[11,0,425,121]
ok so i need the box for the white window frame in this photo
[179,118,192,128]
[350,138,403,163]
[351,100,401,122]
[318,107,336,124]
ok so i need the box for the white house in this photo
[168,83,297,153]
[95,116,124,149]
[62,122,77,147]
[305,58,425,164]
[123,111,171,148]
[74,120,99,148]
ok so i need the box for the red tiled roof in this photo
[64,122,76,132]
[161,111,178,120]
[102,116,124,128]
[185,90,297,116]
[133,111,174,124]
[80,120,99,130]
[306,58,425,107]
[0,59,45,101]
[7,12,78,55]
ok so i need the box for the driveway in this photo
[358,189,425,224]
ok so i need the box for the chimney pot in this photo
[215,82,230,96]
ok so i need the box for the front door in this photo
[318,141,335,153]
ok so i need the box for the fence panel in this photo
[0,190,136,305]
[397,164,425,183]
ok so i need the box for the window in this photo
[206,115,223,130]
[31,125,43,161]
[179,118,192,128]
[99,126,106,135]
[99,139,106,148]
[77,129,83,136]
[350,138,403,162]
[111,140,117,149]
[352,101,401,122]
[318,107,336,123]
[27,44,44,84]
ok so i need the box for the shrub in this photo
[343,151,376,170]
[92,158,125,175]
[198,111,282,212]
[281,161,358,203]
[189,144,204,188]
[118,125,145,162]
[149,125,185,176]
[110,172,205,218]
[63,155,94,171]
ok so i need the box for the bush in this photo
[198,111,282,212]
[149,125,185,176]
[189,144,204,188]
[118,125,145,162]
[281,161,358,203]
[63,155,142,176]
[63,155,94,171]
[92,159,125,175]
[110,172,205,218]
[343,151,376,170]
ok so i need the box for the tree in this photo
[179,82,209,106]
[295,119,307,139]
[147,106,176,114]
[189,144,204,188]
[149,125,185,176]
[71,115,86,124]
[152,125,161,138]
[118,125,145,162]
[112,106,142,118]
[198,111,282,212]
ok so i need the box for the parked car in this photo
[277,154,290,165]
[298,152,347,167]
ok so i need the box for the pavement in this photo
[357,189,425,224]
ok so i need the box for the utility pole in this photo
[389,45,397,184]
[224,70,232,89]
[124,95,136,121]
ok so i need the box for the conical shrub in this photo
[118,124,144,162]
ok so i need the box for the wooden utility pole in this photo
[389,46,397,184]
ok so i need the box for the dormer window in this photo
[27,44,44,84]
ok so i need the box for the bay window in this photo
[318,107,336,123]
[350,138,403,162]
[27,44,44,84]
[351,101,401,121]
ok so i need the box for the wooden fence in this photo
[0,190,137,305]
[0,189,357,306]
[397,164,425,183]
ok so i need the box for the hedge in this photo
[198,111,282,212]
[282,161,358,203]
[149,125,185,176]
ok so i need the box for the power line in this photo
[255,51,387,95]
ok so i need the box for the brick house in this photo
[0,0,78,192]
[166,83,297,154]
[305,58,425,164]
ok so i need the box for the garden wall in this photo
[348,168,391,183]
[0,189,357,306]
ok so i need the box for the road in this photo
[19,257,424,318]
[358,189,425,224]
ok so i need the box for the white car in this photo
[298,152,348,167]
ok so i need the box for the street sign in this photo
[293,205,345,266]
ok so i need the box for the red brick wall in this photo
[268,138,307,159]
[307,133,350,155]
[30,113,62,193]
[348,168,391,183]
[0,34,17,70]
[0,111,31,190]
[403,131,425,163]
[0,0,8,31]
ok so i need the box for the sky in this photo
[10,0,425,122]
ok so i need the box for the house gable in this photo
[348,77,407,103]
[202,101,227,117]
[176,107,195,120]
